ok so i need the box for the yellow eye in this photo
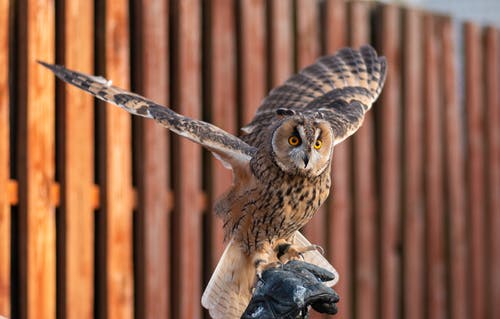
[314,139,322,150]
[288,135,300,146]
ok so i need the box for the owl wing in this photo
[39,61,255,170]
[241,45,387,145]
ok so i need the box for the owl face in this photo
[271,117,333,176]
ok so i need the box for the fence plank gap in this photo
[18,0,56,318]
[377,5,402,319]
[402,8,425,319]
[483,25,500,319]
[440,16,468,319]
[464,21,486,319]
[0,0,10,314]
[349,2,378,319]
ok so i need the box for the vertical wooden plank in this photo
[0,0,10,316]
[209,0,237,269]
[100,0,134,317]
[239,0,266,125]
[483,26,500,319]
[324,0,350,317]
[296,0,326,252]
[58,1,95,319]
[402,8,424,319]
[441,17,468,319]
[349,2,377,319]
[18,0,56,318]
[464,22,486,319]
[377,5,401,319]
[133,0,170,318]
[172,0,202,318]
[423,14,447,319]
[269,0,293,87]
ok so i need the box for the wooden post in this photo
[57,1,95,318]
[269,0,293,87]
[423,14,447,319]
[440,16,468,319]
[96,0,134,318]
[377,5,401,319]
[483,25,500,319]
[207,0,238,270]
[349,2,377,319]
[402,8,425,319]
[132,0,170,318]
[325,0,350,317]
[464,22,486,319]
[296,0,326,254]
[239,0,266,125]
[18,0,56,318]
[0,0,10,315]
[171,0,203,317]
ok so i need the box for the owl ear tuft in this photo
[276,108,296,116]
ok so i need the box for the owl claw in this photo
[275,242,324,263]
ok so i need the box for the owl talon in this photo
[275,242,324,263]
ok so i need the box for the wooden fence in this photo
[0,0,499,318]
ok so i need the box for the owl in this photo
[40,45,386,318]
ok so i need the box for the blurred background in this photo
[0,0,499,319]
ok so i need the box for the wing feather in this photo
[241,45,387,146]
[39,61,255,170]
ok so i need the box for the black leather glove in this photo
[241,260,339,319]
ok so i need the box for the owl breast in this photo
[216,151,332,254]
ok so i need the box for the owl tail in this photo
[202,239,255,319]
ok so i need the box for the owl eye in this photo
[314,139,323,150]
[288,135,301,146]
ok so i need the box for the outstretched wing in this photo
[39,61,255,170]
[241,45,387,146]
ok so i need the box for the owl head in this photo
[271,110,333,176]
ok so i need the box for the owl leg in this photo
[274,240,324,264]
[253,246,280,280]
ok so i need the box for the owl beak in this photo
[302,155,309,168]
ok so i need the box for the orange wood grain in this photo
[484,26,500,319]
[58,1,95,318]
[402,8,425,319]
[325,1,351,318]
[171,0,203,318]
[18,0,56,318]
[464,22,486,319]
[377,5,401,319]
[0,0,10,314]
[349,3,377,319]
[441,17,468,319]
[240,0,266,125]
[133,0,170,317]
[100,1,134,318]
[209,0,237,269]
[423,15,447,319]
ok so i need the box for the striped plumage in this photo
[40,45,386,318]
